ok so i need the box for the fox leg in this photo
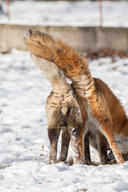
[97,132,108,164]
[123,153,128,161]
[48,127,61,163]
[100,124,124,164]
[84,132,91,165]
[58,129,70,162]
[68,113,85,164]
[70,125,86,164]
[88,96,124,164]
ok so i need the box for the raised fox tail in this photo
[24,29,95,98]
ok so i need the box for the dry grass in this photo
[76,188,88,192]
[86,49,128,59]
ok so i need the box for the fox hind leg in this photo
[57,129,70,162]
[48,127,61,163]
[70,125,86,164]
[97,132,108,164]
[68,104,85,164]
[101,123,124,164]
[84,132,91,165]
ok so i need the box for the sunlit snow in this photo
[0,49,128,192]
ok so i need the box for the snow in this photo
[0,1,128,27]
[0,49,128,192]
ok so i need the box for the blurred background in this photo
[0,0,128,55]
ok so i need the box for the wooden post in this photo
[99,0,103,26]
[6,0,10,19]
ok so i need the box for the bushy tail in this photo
[24,29,95,98]
[24,29,88,78]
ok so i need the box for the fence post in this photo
[99,0,103,26]
[6,0,10,19]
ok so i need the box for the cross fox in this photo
[24,30,128,164]
[29,53,86,164]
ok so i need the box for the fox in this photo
[24,29,128,164]
[28,53,88,164]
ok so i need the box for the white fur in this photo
[85,102,101,133]
[85,102,108,151]
[114,134,128,154]
[31,54,69,93]
[31,54,64,81]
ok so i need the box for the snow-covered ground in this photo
[0,1,128,27]
[0,49,128,192]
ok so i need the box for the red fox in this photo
[24,30,128,164]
